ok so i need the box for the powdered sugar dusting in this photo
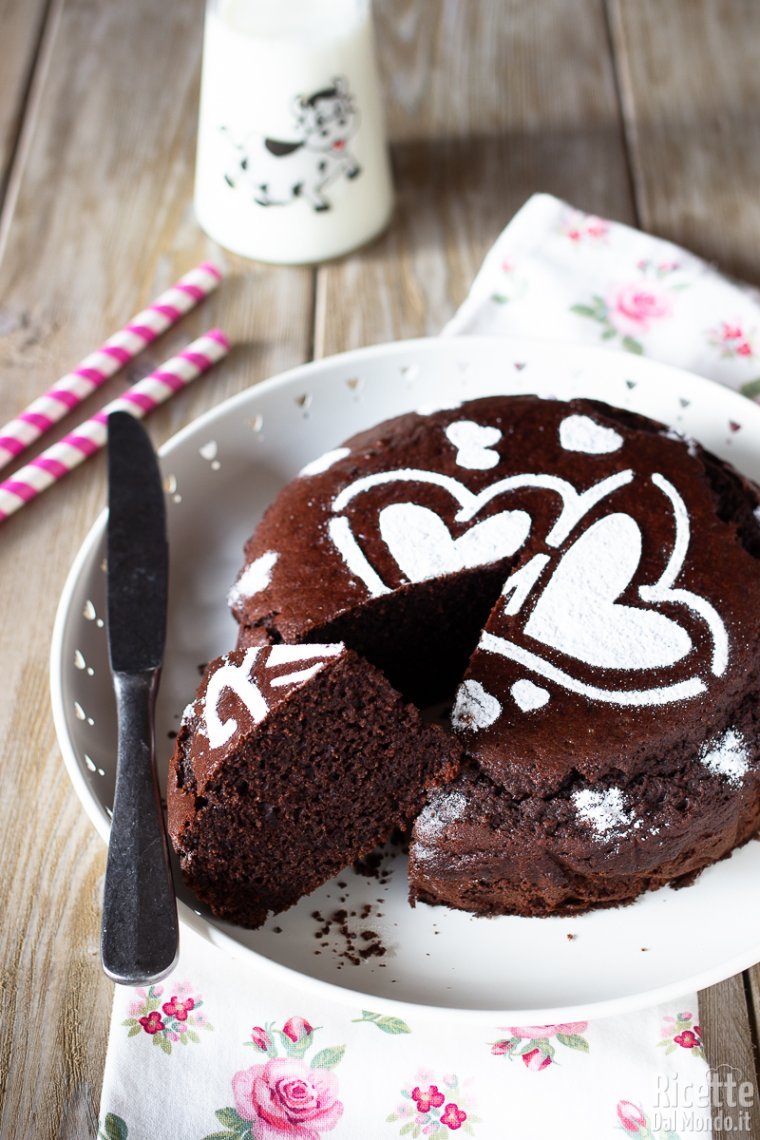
[699,728,749,785]
[445,420,502,470]
[415,399,462,416]
[511,678,550,711]
[572,786,633,838]
[524,513,693,671]
[299,447,350,476]
[663,425,699,457]
[228,550,278,609]
[204,647,267,748]
[379,502,530,584]
[268,643,344,666]
[559,414,623,455]
[451,679,502,731]
[269,663,327,687]
[267,644,344,688]
[415,790,468,842]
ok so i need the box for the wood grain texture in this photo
[316,0,636,354]
[0,0,50,198]
[608,0,760,284]
[745,965,760,1135]
[0,0,313,1135]
[699,975,760,1139]
[0,0,759,1134]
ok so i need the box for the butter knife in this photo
[101,411,179,984]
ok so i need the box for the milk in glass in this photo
[195,0,394,263]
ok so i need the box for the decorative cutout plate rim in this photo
[51,335,760,1022]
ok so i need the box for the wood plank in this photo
[316,0,636,354]
[608,3,760,1129]
[607,0,760,284]
[744,966,760,1133]
[0,0,314,1134]
[0,0,50,198]
[698,975,760,1139]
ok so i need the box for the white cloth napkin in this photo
[99,193,760,1140]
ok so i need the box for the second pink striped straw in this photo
[0,329,230,524]
[0,262,222,471]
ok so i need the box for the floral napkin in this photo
[99,923,711,1140]
[98,192,760,1140]
[445,192,760,402]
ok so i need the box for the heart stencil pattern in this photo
[445,420,502,469]
[379,502,531,583]
[559,414,623,455]
[525,513,693,670]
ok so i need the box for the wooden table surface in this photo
[1,1,759,1136]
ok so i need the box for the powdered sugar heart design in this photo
[329,465,633,598]
[445,420,502,470]
[559,414,623,455]
[511,678,550,710]
[379,502,530,583]
[452,679,502,731]
[525,513,692,669]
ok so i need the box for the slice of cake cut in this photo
[229,396,559,704]
[167,643,460,928]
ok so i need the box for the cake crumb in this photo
[307,903,389,966]
[566,932,577,941]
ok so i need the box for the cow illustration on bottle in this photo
[223,77,361,211]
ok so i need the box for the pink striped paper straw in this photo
[0,329,229,524]
[0,262,222,471]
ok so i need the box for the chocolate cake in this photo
[407,400,760,915]
[168,643,459,927]
[171,394,760,924]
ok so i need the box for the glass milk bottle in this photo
[194,0,394,263]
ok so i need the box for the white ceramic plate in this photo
[51,336,760,1023]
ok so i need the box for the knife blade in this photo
[101,410,178,985]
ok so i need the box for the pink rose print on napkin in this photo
[571,258,688,354]
[387,1069,479,1136]
[489,1022,589,1070]
[616,1100,649,1135]
[490,258,529,306]
[204,1015,345,1140]
[560,208,610,244]
[122,981,213,1056]
[709,320,756,360]
[283,1016,314,1044]
[232,1059,342,1139]
[708,320,760,398]
[656,1010,705,1061]
[615,1097,683,1138]
[609,281,673,337]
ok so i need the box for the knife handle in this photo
[101,669,179,985]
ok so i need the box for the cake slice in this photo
[167,643,460,928]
